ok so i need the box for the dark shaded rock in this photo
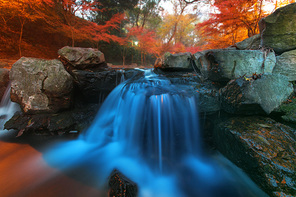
[0,68,9,101]
[58,46,106,69]
[234,34,261,50]
[197,81,220,113]
[71,69,124,103]
[108,169,138,197]
[220,74,293,114]
[214,116,296,197]
[259,3,296,54]
[9,57,73,114]
[274,95,296,124]
[194,49,276,82]
[273,50,296,81]
[123,69,145,80]
[160,52,194,71]
[4,103,100,136]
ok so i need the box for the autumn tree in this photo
[0,0,54,57]
[197,0,296,50]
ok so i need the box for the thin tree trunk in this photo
[71,27,75,47]
[19,19,25,58]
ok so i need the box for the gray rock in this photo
[58,46,106,69]
[259,3,296,54]
[10,57,73,114]
[196,81,220,113]
[235,34,261,50]
[162,52,194,70]
[0,68,9,101]
[220,74,293,114]
[273,49,296,81]
[194,49,276,82]
[214,116,296,197]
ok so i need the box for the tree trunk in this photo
[19,19,25,58]
[71,27,75,47]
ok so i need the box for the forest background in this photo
[0,0,295,66]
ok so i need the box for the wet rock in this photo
[108,169,138,197]
[9,57,73,114]
[214,116,296,197]
[220,74,293,114]
[71,69,124,103]
[194,49,276,82]
[58,46,107,69]
[259,3,296,54]
[273,50,296,81]
[0,68,9,101]
[274,96,296,124]
[161,52,194,71]
[4,103,100,136]
[234,34,261,50]
[195,81,220,113]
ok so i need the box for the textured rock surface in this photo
[4,103,100,136]
[108,169,138,197]
[220,74,293,114]
[273,50,296,81]
[214,116,296,197]
[10,57,73,114]
[235,34,261,50]
[71,69,125,103]
[162,52,194,70]
[274,96,296,124]
[194,49,276,82]
[58,46,106,69]
[0,68,9,101]
[259,3,296,54]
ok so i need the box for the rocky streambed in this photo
[1,3,296,197]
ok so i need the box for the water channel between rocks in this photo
[41,69,267,197]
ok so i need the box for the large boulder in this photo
[214,116,296,197]
[273,49,296,81]
[0,68,9,101]
[160,52,194,71]
[194,49,276,82]
[58,46,106,69]
[259,3,296,54]
[10,57,73,114]
[220,74,293,114]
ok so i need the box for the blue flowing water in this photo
[0,83,20,131]
[45,69,267,197]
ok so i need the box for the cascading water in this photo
[45,69,267,197]
[0,83,20,131]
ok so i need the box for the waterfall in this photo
[45,69,268,197]
[0,83,20,131]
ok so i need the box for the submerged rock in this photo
[220,73,293,114]
[259,3,296,54]
[108,169,138,197]
[194,49,276,82]
[0,68,9,101]
[9,57,73,114]
[273,50,296,81]
[58,46,106,69]
[214,116,296,197]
